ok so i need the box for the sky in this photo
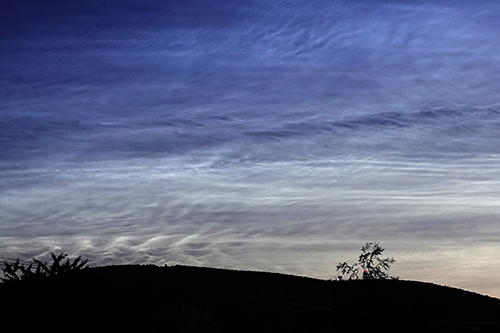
[1,0,500,297]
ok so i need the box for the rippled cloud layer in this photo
[1,0,500,297]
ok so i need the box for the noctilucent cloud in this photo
[1,0,500,297]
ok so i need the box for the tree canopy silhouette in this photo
[336,242,397,280]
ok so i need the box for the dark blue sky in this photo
[1,0,500,297]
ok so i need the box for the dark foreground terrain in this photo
[1,265,500,332]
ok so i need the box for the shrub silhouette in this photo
[1,253,88,282]
[336,242,397,280]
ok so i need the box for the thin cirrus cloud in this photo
[1,0,500,297]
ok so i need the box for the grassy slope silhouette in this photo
[1,264,500,332]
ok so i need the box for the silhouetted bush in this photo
[1,253,88,282]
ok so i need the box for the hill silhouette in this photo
[1,265,499,332]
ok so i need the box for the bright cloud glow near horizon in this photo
[1,0,500,297]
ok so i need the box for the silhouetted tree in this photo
[1,253,88,282]
[336,242,397,280]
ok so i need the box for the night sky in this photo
[1,0,500,297]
